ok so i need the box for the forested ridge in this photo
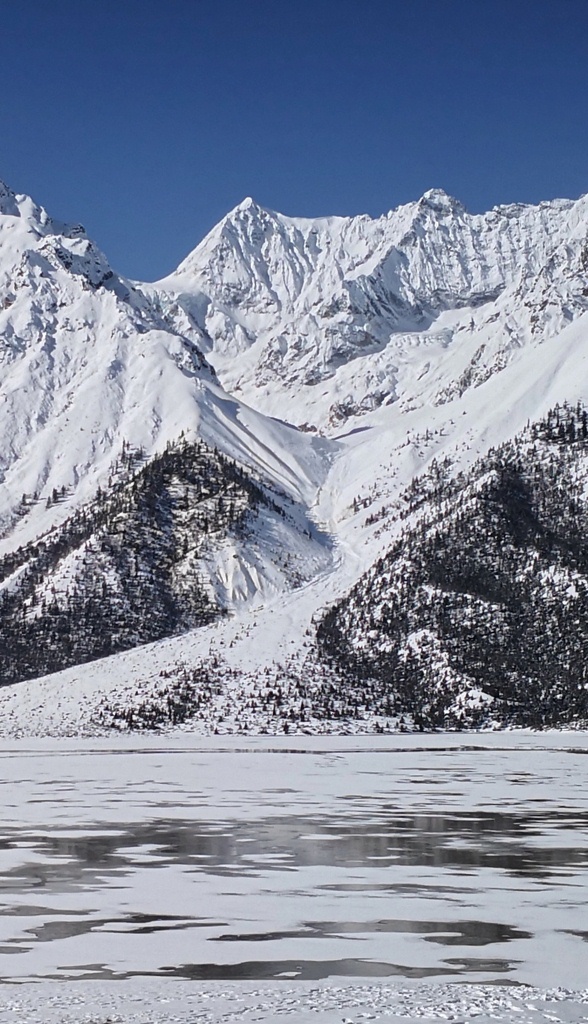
[316,402,588,729]
[0,436,285,685]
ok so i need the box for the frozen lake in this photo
[1,733,587,989]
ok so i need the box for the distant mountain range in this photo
[1,177,588,735]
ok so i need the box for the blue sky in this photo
[1,0,586,279]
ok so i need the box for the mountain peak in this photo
[0,179,89,239]
[227,196,268,218]
[0,179,19,216]
[419,188,465,213]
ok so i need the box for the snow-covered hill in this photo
[3,179,588,735]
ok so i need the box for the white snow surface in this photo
[0,980,587,1024]
[3,180,588,731]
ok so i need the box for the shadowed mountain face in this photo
[0,434,330,686]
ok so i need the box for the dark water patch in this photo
[19,919,104,943]
[0,904,88,918]
[159,958,468,981]
[318,882,473,895]
[312,919,531,946]
[444,956,520,973]
[1,806,588,896]
[11,913,225,945]
[215,928,320,943]
[0,960,460,983]
[214,919,530,947]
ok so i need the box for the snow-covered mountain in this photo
[0,180,328,537]
[0,179,334,698]
[0,178,330,554]
[156,188,588,430]
[2,178,588,735]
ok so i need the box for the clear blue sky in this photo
[1,0,586,280]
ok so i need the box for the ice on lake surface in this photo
[0,733,587,993]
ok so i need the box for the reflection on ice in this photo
[0,735,587,986]
[157,956,515,981]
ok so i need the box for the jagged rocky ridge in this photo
[315,403,588,729]
[158,190,588,429]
